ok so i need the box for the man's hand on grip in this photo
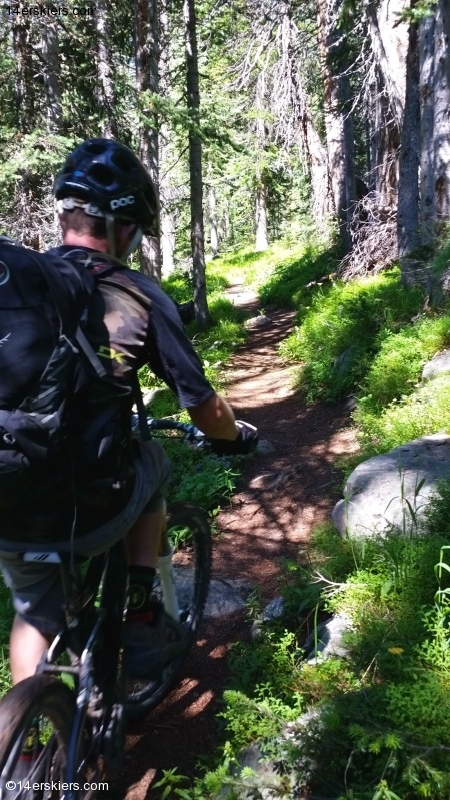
[209,421,258,456]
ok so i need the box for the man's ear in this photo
[116,222,138,254]
[57,212,67,234]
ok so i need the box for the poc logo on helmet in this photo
[110,196,135,210]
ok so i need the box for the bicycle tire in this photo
[0,675,75,800]
[126,502,212,718]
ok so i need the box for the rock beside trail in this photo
[256,439,275,455]
[204,576,253,617]
[244,314,272,330]
[332,433,450,538]
[174,568,253,618]
[251,596,285,638]
[303,613,353,663]
[422,350,450,382]
[216,742,294,800]
[216,707,341,799]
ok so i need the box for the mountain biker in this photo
[0,138,258,685]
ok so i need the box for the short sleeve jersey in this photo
[48,246,215,410]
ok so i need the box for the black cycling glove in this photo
[209,421,258,456]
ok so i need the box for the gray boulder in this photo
[245,314,272,330]
[204,576,253,618]
[216,742,294,799]
[422,350,450,382]
[251,596,285,638]
[332,347,356,381]
[173,568,253,618]
[303,613,353,663]
[332,433,450,538]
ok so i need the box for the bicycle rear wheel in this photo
[126,502,212,718]
[0,675,75,800]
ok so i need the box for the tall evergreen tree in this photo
[184,0,211,328]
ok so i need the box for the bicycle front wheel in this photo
[126,502,212,718]
[0,675,75,800]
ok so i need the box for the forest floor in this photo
[120,287,359,800]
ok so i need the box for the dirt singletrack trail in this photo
[120,287,359,799]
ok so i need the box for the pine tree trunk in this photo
[135,0,162,281]
[433,0,450,224]
[300,106,334,229]
[317,0,354,252]
[341,72,356,236]
[364,0,408,208]
[41,20,62,131]
[12,14,34,133]
[161,206,175,276]
[208,183,218,258]
[362,0,405,129]
[96,0,117,138]
[159,0,175,275]
[255,183,268,252]
[184,0,211,329]
[419,12,436,246]
[397,17,420,260]
[254,70,268,252]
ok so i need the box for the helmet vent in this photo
[86,142,106,155]
[89,163,116,187]
[112,152,135,172]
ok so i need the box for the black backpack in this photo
[0,239,114,510]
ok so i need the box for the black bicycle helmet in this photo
[54,138,159,236]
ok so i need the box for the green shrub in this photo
[360,313,450,413]
[258,243,337,308]
[161,269,192,303]
[221,629,304,751]
[210,241,310,290]
[424,479,450,539]
[279,269,423,402]
[356,375,450,455]
[161,268,229,304]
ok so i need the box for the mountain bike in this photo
[0,418,212,800]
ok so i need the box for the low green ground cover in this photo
[153,239,450,799]
[161,488,450,800]
[258,238,450,460]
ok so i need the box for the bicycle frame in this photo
[1,416,212,797]
[33,543,128,799]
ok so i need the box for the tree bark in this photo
[159,0,175,275]
[135,0,162,281]
[364,0,409,208]
[397,17,420,259]
[341,72,356,236]
[255,183,268,252]
[432,0,450,224]
[362,0,405,129]
[300,106,334,227]
[317,0,354,252]
[184,0,211,329]
[208,182,218,258]
[254,69,268,252]
[12,11,34,133]
[419,12,436,246]
[96,0,118,139]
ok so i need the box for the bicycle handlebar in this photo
[131,414,206,445]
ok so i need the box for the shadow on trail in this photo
[119,614,246,798]
[119,306,358,797]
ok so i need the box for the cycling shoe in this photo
[123,605,187,679]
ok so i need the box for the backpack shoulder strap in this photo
[58,248,127,275]
[133,375,151,442]
[31,251,88,334]
[37,252,108,380]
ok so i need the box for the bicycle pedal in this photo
[87,687,104,719]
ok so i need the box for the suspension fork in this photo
[157,502,180,622]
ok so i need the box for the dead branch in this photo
[338,191,398,280]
